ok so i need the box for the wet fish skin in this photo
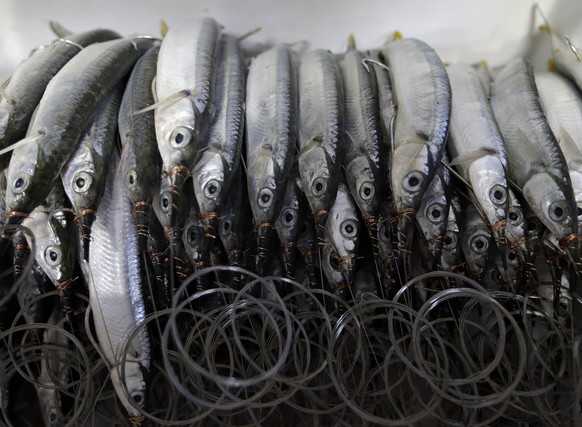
[535,71,582,234]
[441,194,465,273]
[381,38,451,214]
[275,170,307,279]
[80,153,149,418]
[297,48,344,230]
[325,182,360,286]
[61,81,124,259]
[461,200,493,277]
[16,260,55,326]
[338,46,383,224]
[5,37,155,224]
[447,63,509,233]
[192,34,246,239]
[119,45,161,249]
[490,58,577,242]
[155,18,221,229]
[0,28,121,162]
[245,44,298,272]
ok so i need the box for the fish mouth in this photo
[75,209,96,261]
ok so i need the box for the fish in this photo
[461,200,494,278]
[4,37,155,226]
[79,153,150,419]
[245,44,298,273]
[192,33,246,241]
[447,63,510,236]
[119,45,162,251]
[381,38,451,219]
[16,260,55,326]
[154,18,221,230]
[338,37,384,231]
[296,215,320,291]
[490,58,577,249]
[535,71,582,234]
[320,236,350,304]
[0,28,120,165]
[441,194,465,273]
[297,48,344,231]
[275,168,307,279]
[324,182,360,287]
[61,81,124,260]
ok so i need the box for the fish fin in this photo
[133,90,190,115]
[393,31,403,41]
[297,135,324,160]
[449,147,498,167]
[557,125,582,160]
[548,58,558,72]
[347,33,356,50]
[52,38,84,52]
[441,157,474,192]
[49,21,73,38]
[0,132,43,156]
[256,143,275,180]
[564,35,582,62]
[239,27,262,41]
[160,19,169,37]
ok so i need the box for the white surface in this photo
[0,0,581,78]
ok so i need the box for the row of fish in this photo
[0,13,581,424]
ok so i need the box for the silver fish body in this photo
[338,46,383,225]
[535,71,582,234]
[490,58,577,242]
[245,44,298,272]
[0,28,120,161]
[447,63,509,232]
[325,182,360,286]
[297,48,343,229]
[61,81,124,258]
[119,45,161,249]
[155,18,221,229]
[192,34,246,238]
[5,37,154,224]
[381,38,451,214]
[81,153,149,417]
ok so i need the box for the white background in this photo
[0,0,581,78]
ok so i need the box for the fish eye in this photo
[73,171,93,194]
[506,249,519,264]
[170,127,193,148]
[131,391,145,405]
[221,218,232,234]
[379,223,390,243]
[185,225,199,246]
[444,232,457,249]
[489,185,508,205]
[258,188,274,208]
[340,219,358,239]
[44,246,62,267]
[48,409,58,425]
[577,203,582,217]
[312,178,326,197]
[204,179,222,199]
[12,173,30,194]
[507,207,523,225]
[127,169,138,188]
[359,182,375,201]
[427,203,446,224]
[470,234,489,254]
[280,208,297,227]
[527,219,540,233]
[549,200,568,222]
[160,192,172,213]
[403,171,423,192]
[329,251,340,271]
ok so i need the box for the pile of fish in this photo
[0,12,581,426]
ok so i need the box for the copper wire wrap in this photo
[255,222,275,261]
[129,415,145,426]
[5,211,29,220]
[164,164,191,180]
[489,219,507,232]
[74,209,96,244]
[56,278,75,314]
[339,253,356,269]
[132,201,152,237]
[201,211,220,239]
[559,233,581,249]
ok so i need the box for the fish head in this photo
[467,155,508,229]
[345,156,379,220]
[110,362,147,419]
[248,153,280,228]
[461,225,492,275]
[321,242,348,293]
[298,145,337,226]
[5,151,41,223]
[153,171,190,232]
[192,148,226,235]
[16,262,53,325]
[183,210,205,264]
[61,141,98,212]
[275,177,304,250]
[416,175,449,257]
[120,135,147,203]
[36,383,62,427]
[523,172,576,240]
[155,97,201,173]
[391,142,430,213]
